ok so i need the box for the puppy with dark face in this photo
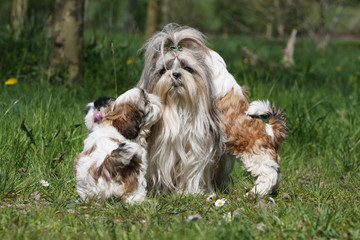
[84,96,115,132]
[75,88,162,203]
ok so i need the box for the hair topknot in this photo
[138,23,209,89]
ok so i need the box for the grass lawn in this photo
[0,29,359,239]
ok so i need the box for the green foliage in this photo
[1,23,360,239]
[2,0,360,35]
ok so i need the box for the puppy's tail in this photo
[246,100,288,144]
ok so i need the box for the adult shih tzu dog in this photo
[75,88,162,203]
[138,25,223,194]
[138,24,287,196]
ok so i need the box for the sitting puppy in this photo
[84,96,115,131]
[75,88,162,203]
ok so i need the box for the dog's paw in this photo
[110,142,141,167]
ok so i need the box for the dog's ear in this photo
[93,96,116,109]
[105,103,143,139]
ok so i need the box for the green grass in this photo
[0,27,360,239]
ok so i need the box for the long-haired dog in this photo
[138,25,223,194]
[75,88,162,203]
[138,24,287,196]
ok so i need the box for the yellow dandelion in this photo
[243,58,249,64]
[5,78,17,86]
[126,57,135,65]
[336,66,341,71]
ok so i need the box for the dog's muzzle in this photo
[171,72,183,88]
[93,111,103,122]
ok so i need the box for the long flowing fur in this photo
[138,24,223,194]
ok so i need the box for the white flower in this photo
[223,212,232,222]
[40,179,49,187]
[206,193,216,202]
[186,214,202,222]
[214,198,226,207]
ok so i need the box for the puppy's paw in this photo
[110,142,141,167]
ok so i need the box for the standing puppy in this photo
[216,94,288,195]
[75,88,162,203]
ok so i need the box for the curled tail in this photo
[246,100,288,144]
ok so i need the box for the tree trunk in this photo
[319,0,328,38]
[124,0,135,32]
[11,0,28,37]
[50,0,85,82]
[274,0,284,40]
[317,0,346,50]
[266,23,273,40]
[283,29,297,67]
[145,0,159,40]
[161,0,169,27]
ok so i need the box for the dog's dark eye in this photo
[183,66,194,73]
[159,68,166,75]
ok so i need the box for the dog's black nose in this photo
[172,72,181,79]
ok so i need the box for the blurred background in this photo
[1,0,360,36]
[0,0,359,86]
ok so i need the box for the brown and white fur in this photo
[138,24,287,196]
[216,93,287,195]
[75,88,162,203]
[203,31,288,195]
